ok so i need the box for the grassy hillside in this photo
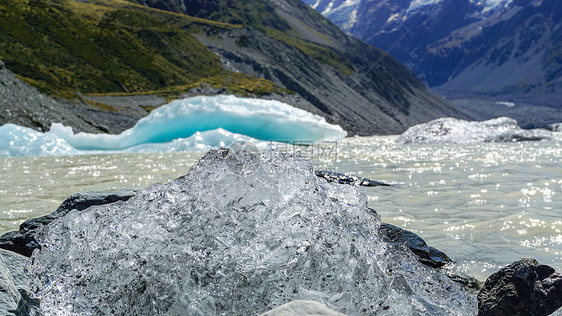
[0,0,284,97]
[134,0,355,74]
[134,0,291,30]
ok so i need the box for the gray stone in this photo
[315,170,391,187]
[260,301,346,316]
[0,60,4,69]
[478,258,562,316]
[379,223,452,268]
[0,66,145,134]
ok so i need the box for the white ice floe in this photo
[0,95,346,157]
[398,117,552,144]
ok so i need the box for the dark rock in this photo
[477,258,562,316]
[0,189,140,257]
[379,223,452,268]
[315,170,391,187]
[0,60,4,69]
[448,273,482,293]
[14,289,40,316]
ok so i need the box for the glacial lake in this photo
[1,134,560,282]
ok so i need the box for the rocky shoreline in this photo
[0,151,560,315]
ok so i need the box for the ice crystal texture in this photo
[29,150,476,315]
[398,117,552,144]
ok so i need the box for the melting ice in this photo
[398,117,552,144]
[29,150,476,315]
[0,95,346,157]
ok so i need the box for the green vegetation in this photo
[0,0,354,103]
[84,72,289,100]
[132,0,291,30]
[0,0,282,97]
[130,0,355,75]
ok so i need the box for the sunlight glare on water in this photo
[315,133,562,281]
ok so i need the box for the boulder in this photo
[478,258,562,316]
[259,301,346,316]
[379,223,452,268]
[0,189,140,257]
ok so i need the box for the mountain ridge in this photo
[0,0,467,135]
[306,0,562,112]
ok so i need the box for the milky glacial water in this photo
[1,134,560,282]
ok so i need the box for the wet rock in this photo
[448,273,482,292]
[260,301,346,316]
[315,170,391,187]
[477,258,562,316]
[0,189,140,257]
[379,223,452,268]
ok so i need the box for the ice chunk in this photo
[29,150,476,315]
[0,124,78,157]
[0,95,346,157]
[50,95,346,150]
[398,117,552,144]
[0,124,261,157]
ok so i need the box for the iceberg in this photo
[0,124,263,157]
[29,149,476,315]
[0,95,346,157]
[0,124,79,157]
[50,95,347,150]
[398,117,553,144]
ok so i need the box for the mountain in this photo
[0,0,466,136]
[300,0,361,31]
[307,0,562,112]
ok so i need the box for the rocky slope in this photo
[0,63,146,134]
[0,0,466,136]
[307,0,562,111]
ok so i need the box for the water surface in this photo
[1,134,560,282]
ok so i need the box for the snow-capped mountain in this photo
[305,0,562,108]
[301,0,361,31]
